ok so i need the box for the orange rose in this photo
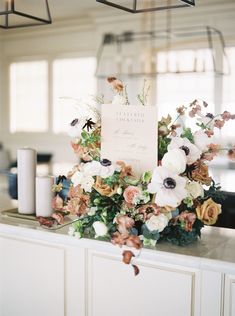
[93,176,118,197]
[196,198,221,225]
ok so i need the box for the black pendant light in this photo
[0,0,52,29]
[96,0,195,13]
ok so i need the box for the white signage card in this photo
[101,104,158,175]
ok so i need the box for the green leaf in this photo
[181,128,194,143]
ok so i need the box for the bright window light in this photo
[10,60,48,133]
[156,49,215,120]
[53,57,97,134]
[222,47,235,138]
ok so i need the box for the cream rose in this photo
[145,214,169,232]
[93,221,108,237]
[162,148,187,174]
[186,181,204,199]
[196,198,221,225]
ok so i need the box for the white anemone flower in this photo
[83,159,116,178]
[147,166,187,208]
[194,130,213,153]
[168,136,202,164]
[68,118,84,139]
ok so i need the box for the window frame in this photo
[5,51,97,138]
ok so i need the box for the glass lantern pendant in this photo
[0,0,52,29]
[96,0,195,13]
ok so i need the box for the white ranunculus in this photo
[93,221,108,237]
[168,136,202,165]
[112,94,126,106]
[194,130,213,153]
[80,175,95,192]
[68,227,75,236]
[147,166,187,208]
[71,171,83,187]
[186,181,204,199]
[74,232,82,239]
[162,148,187,174]
[146,214,168,232]
[88,207,97,216]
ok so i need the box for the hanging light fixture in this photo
[96,0,195,13]
[0,0,52,29]
[96,26,230,78]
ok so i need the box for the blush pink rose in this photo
[123,186,141,205]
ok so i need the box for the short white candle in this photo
[17,148,36,214]
[36,176,55,217]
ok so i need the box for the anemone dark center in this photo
[70,118,79,126]
[100,159,112,167]
[206,113,214,119]
[180,145,190,156]
[163,177,176,189]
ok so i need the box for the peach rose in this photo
[123,186,141,205]
[196,198,221,225]
[93,176,118,197]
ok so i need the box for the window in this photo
[53,57,96,134]
[222,47,235,138]
[10,60,48,133]
[156,49,215,120]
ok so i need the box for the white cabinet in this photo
[224,274,235,316]
[87,250,201,316]
[0,235,85,316]
[0,228,235,316]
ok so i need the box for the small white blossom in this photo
[146,214,169,232]
[88,207,97,216]
[74,232,82,239]
[93,221,108,237]
[68,227,75,236]
[186,181,204,199]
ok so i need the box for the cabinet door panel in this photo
[224,274,235,316]
[88,251,197,316]
[0,237,64,316]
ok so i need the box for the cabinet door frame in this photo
[87,249,201,316]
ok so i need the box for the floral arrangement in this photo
[50,77,235,271]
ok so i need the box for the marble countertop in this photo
[1,173,235,274]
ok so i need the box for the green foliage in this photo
[160,225,200,246]
[103,172,120,186]
[203,180,226,203]
[80,130,100,147]
[181,128,194,143]
[158,136,171,160]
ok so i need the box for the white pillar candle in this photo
[17,148,36,214]
[36,176,55,217]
